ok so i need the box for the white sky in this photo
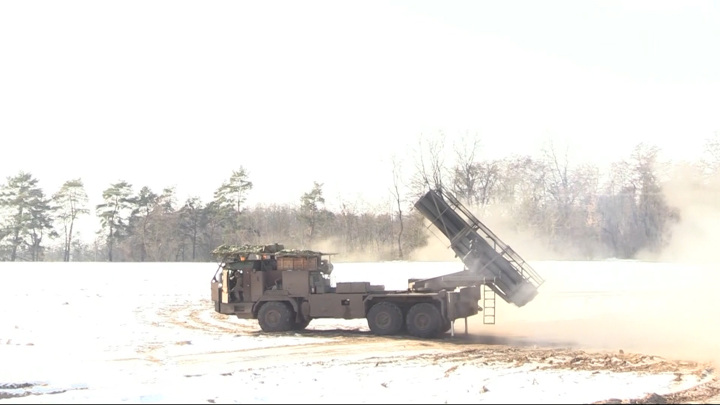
[1,1,719,218]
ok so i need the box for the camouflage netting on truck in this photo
[276,249,326,258]
[212,243,285,262]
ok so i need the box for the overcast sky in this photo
[2,1,719,218]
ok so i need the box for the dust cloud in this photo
[479,205,570,261]
[650,164,720,264]
[309,237,396,263]
[450,167,720,367]
[462,165,720,366]
[407,228,458,262]
[463,258,720,367]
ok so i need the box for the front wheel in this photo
[257,301,294,332]
[406,302,442,339]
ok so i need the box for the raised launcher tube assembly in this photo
[413,188,544,308]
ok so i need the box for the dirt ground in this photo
[158,299,720,404]
[2,294,719,403]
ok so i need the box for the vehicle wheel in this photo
[293,317,312,330]
[366,301,404,336]
[406,302,442,338]
[257,301,294,332]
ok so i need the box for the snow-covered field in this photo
[1,260,719,403]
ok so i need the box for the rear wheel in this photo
[366,301,404,336]
[257,301,294,332]
[406,302,442,338]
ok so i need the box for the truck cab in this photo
[211,243,338,330]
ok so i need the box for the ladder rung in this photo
[483,284,496,325]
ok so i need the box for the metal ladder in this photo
[483,284,496,325]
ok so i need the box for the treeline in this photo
[1,134,718,262]
[0,169,429,263]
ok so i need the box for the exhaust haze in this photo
[465,169,720,366]
[651,166,720,264]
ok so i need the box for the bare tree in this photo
[495,155,550,229]
[389,154,405,260]
[597,143,678,258]
[542,140,580,241]
[449,133,502,211]
[335,197,360,252]
[451,133,481,204]
[411,132,450,196]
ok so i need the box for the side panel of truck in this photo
[250,272,265,301]
[282,270,310,296]
[308,294,365,318]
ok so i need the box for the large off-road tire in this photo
[366,301,404,336]
[292,317,312,331]
[257,301,294,332]
[406,302,442,339]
